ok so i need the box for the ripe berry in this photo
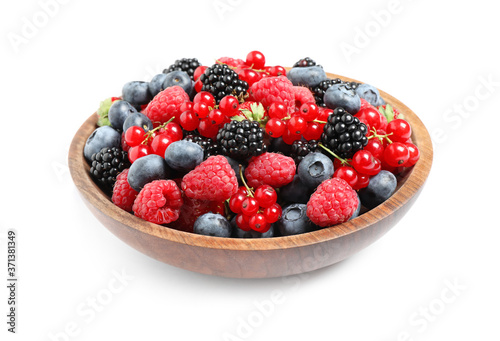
[162,122,183,141]
[404,142,420,167]
[179,110,199,131]
[229,192,247,214]
[364,138,385,159]
[302,122,323,141]
[333,166,358,188]
[266,118,286,137]
[128,144,150,163]
[254,185,277,208]
[193,91,216,107]
[150,134,173,157]
[237,68,262,86]
[351,150,381,176]
[124,126,146,147]
[241,197,259,216]
[193,66,208,81]
[236,214,251,231]
[245,51,266,70]
[198,118,220,139]
[249,214,270,233]
[355,107,388,131]
[265,66,286,77]
[287,116,307,135]
[352,173,370,190]
[384,142,410,167]
[299,103,319,121]
[219,95,239,117]
[193,102,210,119]
[282,128,301,144]
[387,119,411,142]
[263,203,282,223]
[208,109,224,125]
[268,103,288,119]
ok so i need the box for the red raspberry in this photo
[244,152,295,188]
[216,57,246,68]
[293,86,315,109]
[111,169,138,212]
[144,86,189,125]
[132,180,183,224]
[306,178,359,227]
[249,76,295,113]
[181,155,238,201]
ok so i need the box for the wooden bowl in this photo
[68,72,433,278]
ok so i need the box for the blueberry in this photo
[297,152,334,190]
[83,126,121,162]
[127,154,171,192]
[108,100,137,131]
[122,81,153,108]
[355,83,385,107]
[164,140,204,172]
[280,175,312,204]
[163,71,193,97]
[287,66,327,88]
[231,216,275,238]
[349,194,362,220]
[149,73,168,97]
[123,112,154,133]
[324,83,361,115]
[278,203,314,236]
[358,170,397,209]
[193,213,232,238]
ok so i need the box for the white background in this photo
[1,0,499,340]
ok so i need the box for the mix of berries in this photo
[85,51,420,239]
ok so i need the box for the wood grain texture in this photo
[68,72,433,278]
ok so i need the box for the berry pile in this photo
[85,51,420,239]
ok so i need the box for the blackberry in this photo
[184,134,220,159]
[345,81,360,90]
[290,140,319,165]
[293,57,319,68]
[216,120,266,161]
[199,64,248,103]
[313,79,343,106]
[321,108,368,159]
[163,58,201,80]
[90,147,130,188]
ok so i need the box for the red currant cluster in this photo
[265,103,332,144]
[123,120,183,163]
[178,91,242,139]
[229,184,282,233]
[326,108,420,190]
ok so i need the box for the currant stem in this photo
[318,143,350,166]
[239,165,254,197]
[313,120,327,124]
[141,117,176,145]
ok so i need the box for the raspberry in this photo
[306,178,359,227]
[249,76,295,113]
[181,155,238,201]
[111,169,138,212]
[244,152,296,188]
[132,180,183,224]
[293,86,315,108]
[216,56,246,68]
[144,86,189,125]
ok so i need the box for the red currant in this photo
[235,214,251,231]
[241,197,259,216]
[266,118,286,137]
[282,128,301,144]
[364,138,385,159]
[193,91,215,107]
[179,110,199,131]
[219,95,239,117]
[302,122,323,141]
[355,107,388,131]
[237,68,262,86]
[194,79,203,93]
[299,103,319,121]
[263,203,282,223]
[193,65,207,81]
[264,65,286,77]
[254,185,277,208]
[333,166,358,188]
[403,142,420,167]
[351,150,381,176]
[245,51,266,70]
[268,103,287,119]
[249,214,270,233]
[287,116,307,135]
[383,142,410,167]
[163,122,183,141]
[150,134,173,157]
[352,173,370,190]
[124,126,146,147]
[128,144,150,163]
[229,192,247,214]
[387,119,411,142]
[197,118,219,139]
[208,109,224,125]
[317,108,333,122]
[180,101,193,112]
[193,102,210,119]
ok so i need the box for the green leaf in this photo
[96,97,113,126]
[230,115,245,122]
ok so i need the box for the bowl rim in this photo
[68,72,433,252]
